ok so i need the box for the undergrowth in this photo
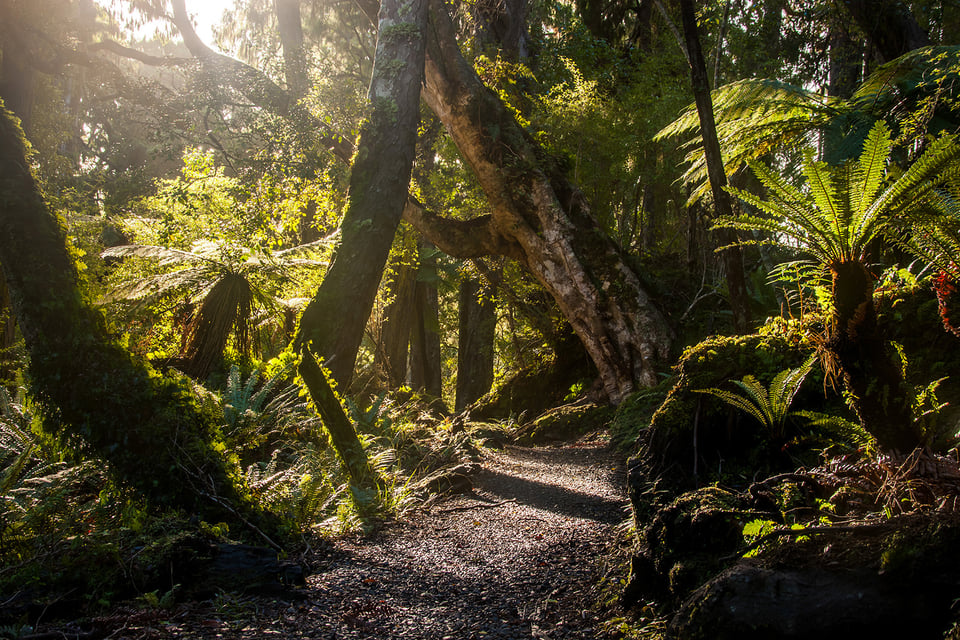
[0,366,479,622]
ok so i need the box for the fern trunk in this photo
[829,260,918,451]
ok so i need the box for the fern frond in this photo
[852,120,892,217]
[694,386,768,427]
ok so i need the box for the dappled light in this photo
[4,0,960,638]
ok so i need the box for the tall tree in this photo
[293,0,429,387]
[676,0,751,334]
[275,0,310,100]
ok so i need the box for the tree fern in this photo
[102,240,329,377]
[695,355,817,439]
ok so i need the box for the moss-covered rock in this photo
[623,486,756,607]
[512,402,614,445]
[627,331,828,500]
[469,343,594,422]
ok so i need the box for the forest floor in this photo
[53,433,631,639]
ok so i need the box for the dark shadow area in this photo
[475,468,626,524]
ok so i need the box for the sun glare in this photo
[96,0,237,46]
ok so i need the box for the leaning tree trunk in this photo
[407,0,674,402]
[295,0,429,387]
[0,103,274,533]
[829,260,918,451]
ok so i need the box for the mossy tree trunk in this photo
[375,257,417,388]
[294,0,428,389]
[456,276,496,411]
[829,260,918,451]
[0,103,273,530]
[298,348,383,501]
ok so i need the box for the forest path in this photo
[82,435,629,639]
[299,434,630,639]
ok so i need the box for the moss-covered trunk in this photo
[0,103,271,529]
[830,260,918,451]
[295,0,428,389]
[415,0,673,402]
[298,348,383,502]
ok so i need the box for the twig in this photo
[435,498,517,514]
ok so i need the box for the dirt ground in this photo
[42,435,631,639]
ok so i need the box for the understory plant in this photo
[720,120,960,451]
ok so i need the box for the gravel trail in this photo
[64,437,629,639]
[302,438,629,639]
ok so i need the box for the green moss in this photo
[378,58,409,78]
[512,402,614,444]
[629,330,837,494]
[372,97,399,126]
[380,22,421,42]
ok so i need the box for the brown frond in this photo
[182,274,253,379]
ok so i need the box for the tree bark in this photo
[408,240,442,398]
[376,257,417,388]
[298,348,383,499]
[456,276,496,411]
[294,0,429,387]
[0,102,272,530]
[677,0,751,334]
[840,0,931,63]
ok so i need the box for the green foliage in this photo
[694,355,818,439]
[657,78,840,204]
[660,46,960,201]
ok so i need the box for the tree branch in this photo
[169,0,355,162]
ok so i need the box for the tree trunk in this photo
[274,0,310,100]
[294,0,429,387]
[408,0,674,402]
[408,240,442,398]
[0,40,36,131]
[829,260,918,451]
[678,0,751,334]
[0,102,273,531]
[0,271,17,389]
[456,276,496,411]
[298,348,383,501]
[376,257,417,388]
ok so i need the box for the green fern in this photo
[721,121,960,272]
[658,47,960,202]
[695,355,817,439]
